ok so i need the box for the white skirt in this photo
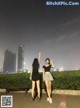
[43,72,53,81]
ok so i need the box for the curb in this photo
[52,89,80,95]
[0,89,80,95]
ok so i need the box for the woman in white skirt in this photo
[43,58,54,103]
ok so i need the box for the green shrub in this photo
[0,70,80,90]
[52,70,80,90]
[0,72,31,89]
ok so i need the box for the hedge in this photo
[0,70,80,90]
[52,70,80,90]
[0,72,31,90]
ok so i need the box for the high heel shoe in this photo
[32,97,35,101]
[38,97,41,102]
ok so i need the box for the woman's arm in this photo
[50,60,54,68]
[38,52,41,64]
[42,68,45,79]
[29,66,33,80]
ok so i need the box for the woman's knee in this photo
[32,86,35,90]
[47,82,51,90]
[36,81,40,89]
[32,82,35,89]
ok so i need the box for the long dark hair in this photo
[32,58,39,72]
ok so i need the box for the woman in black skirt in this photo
[30,52,41,100]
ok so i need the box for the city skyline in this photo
[3,49,16,73]
[0,0,80,71]
[18,45,24,71]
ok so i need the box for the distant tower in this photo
[3,50,16,73]
[18,45,24,71]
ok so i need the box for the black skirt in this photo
[32,72,40,81]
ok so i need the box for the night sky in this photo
[0,0,80,71]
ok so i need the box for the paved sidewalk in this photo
[0,92,80,108]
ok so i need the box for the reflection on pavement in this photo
[58,95,67,108]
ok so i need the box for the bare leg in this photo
[48,81,52,97]
[45,80,52,103]
[32,81,35,98]
[45,81,50,98]
[48,81,52,103]
[36,80,40,98]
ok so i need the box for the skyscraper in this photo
[18,45,24,71]
[3,50,16,73]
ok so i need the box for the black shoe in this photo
[32,97,35,101]
[38,97,41,102]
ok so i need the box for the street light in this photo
[59,67,64,72]
[23,62,26,69]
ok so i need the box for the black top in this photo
[43,65,52,72]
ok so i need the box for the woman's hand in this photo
[50,59,54,68]
[38,52,41,64]
[39,52,41,57]
[29,76,32,80]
